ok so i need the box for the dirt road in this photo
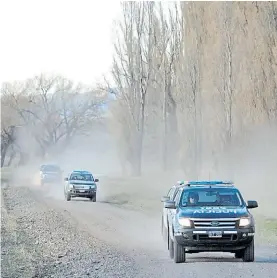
[2,182,277,278]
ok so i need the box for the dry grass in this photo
[99,174,176,214]
[100,174,277,243]
[254,215,277,244]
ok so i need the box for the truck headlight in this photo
[239,217,251,227]
[178,218,191,227]
[69,184,74,189]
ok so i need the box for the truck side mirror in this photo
[161,196,170,202]
[164,200,176,209]
[247,200,258,209]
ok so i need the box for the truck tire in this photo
[173,238,186,263]
[90,194,96,202]
[161,218,167,243]
[161,216,164,237]
[169,236,174,259]
[235,250,243,258]
[242,239,254,262]
[66,193,71,201]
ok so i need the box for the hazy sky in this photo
[0,0,122,86]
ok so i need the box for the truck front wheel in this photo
[242,239,255,262]
[235,250,243,258]
[66,193,71,201]
[90,194,96,202]
[173,238,186,263]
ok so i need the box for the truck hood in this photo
[42,171,61,176]
[69,180,96,186]
[178,206,249,219]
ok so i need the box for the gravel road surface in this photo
[1,183,277,278]
[1,185,137,278]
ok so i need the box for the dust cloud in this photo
[9,116,277,220]
[209,123,277,219]
[10,119,120,189]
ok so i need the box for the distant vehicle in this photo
[64,170,99,202]
[39,164,63,186]
[163,180,258,263]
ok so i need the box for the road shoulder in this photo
[1,185,138,278]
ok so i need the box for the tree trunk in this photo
[167,88,178,170]
[131,92,146,177]
[1,144,8,167]
[162,88,167,171]
[7,150,16,166]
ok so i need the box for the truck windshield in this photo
[41,165,60,172]
[180,188,243,207]
[70,173,93,181]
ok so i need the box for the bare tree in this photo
[111,2,155,176]
[151,2,182,171]
[1,74,104,165]
[1,81,29,166]
[173,2,205,179]
[1,124,16,167]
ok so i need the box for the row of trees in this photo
[107,1,277,177]
[2,2,277,178]
[1,74,106,167]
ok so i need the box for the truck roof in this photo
[178,180,234,187]
[72,170,92,174]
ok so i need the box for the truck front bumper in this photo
[69,189,96,198]
[41,176,61,183]
[174,228,254,252]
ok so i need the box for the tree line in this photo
[1,74,106,167]
[106,1,277,177]
[2,1,277,178]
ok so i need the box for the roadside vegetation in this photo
[1,1,277,224]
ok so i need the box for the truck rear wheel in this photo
[161,218,167,243]
[173,238,186,263]
[161,217,164,237]
[168,236,174,259]
[242,239,254,262]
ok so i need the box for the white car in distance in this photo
[64,170,99,202]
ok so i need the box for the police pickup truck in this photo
[163,180,258,263]
[64,170,99,202]
[39,164,63,186]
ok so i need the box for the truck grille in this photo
[191,218,238,229]
[193,234,238,241]
[75,190,89,193]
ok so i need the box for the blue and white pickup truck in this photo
[64,170,99,202]
[162,180,258,263]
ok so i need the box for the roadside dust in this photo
[3,122,277,278]
[210,124,277,219]
[7,122,277,251]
